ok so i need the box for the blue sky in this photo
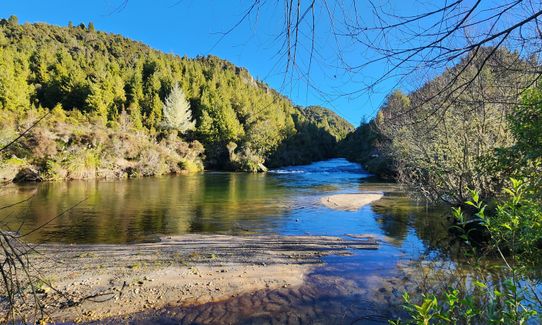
[0,0,415,126]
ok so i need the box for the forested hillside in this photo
[0,17,352,181]
[340,47,540,204]
[268,106,354,167]
[338,121,393,179]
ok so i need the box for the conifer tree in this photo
[161,83,195,134]
[7,15,18,25]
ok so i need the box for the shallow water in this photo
[0,158,500,323]
[0,159,446,246]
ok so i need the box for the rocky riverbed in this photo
[5,234,379,323]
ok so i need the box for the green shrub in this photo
[0,156,27,182]
[43,159,67,181]
[65,149,100,180]
[178,159,202,173]
[394,181,542,324]
[391,281,537,325]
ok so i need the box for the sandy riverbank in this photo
[320,193,383,211]
[6,234,377,323]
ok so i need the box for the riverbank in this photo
[7,234,377,323]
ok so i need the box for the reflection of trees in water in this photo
[396,255,526,318]
[370,197,410,244]
[188,173,289,233]
[368,186,453,253]
[1,174,290,243]
[366,183,542,316]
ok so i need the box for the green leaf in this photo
[474,281,487,289]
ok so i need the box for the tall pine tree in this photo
[161,83,195,134]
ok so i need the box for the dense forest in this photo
[0,17,352,182]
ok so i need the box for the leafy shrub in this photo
[43,159,67,181]
[0,156,27,183]
[178,159,202,173]
[391,281,537,325]
[0,109,206,181]
[394,181,542,324]
[65,149,100,180]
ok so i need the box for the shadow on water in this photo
[103,272,399,324]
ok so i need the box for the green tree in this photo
[7,15,18,26]
[494,86,542,199]
[0,20,351,171]
[0,47,32,111]
[374,49,530,204]
[198,87,244,144]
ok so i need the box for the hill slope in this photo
[0,18,353,180]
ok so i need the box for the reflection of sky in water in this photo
[1,158,446,261]
[265,159,430,259]
[271,198,430,289]
[266,158,455,296]
[5,158,519,323]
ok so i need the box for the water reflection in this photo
[0,158,453,255]
[0,173,292,243]
[4,158,525,323]
[368,188,452,251]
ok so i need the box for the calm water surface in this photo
[0,158,486,323]
[0,158,446,247]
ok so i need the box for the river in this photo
[0,158,499,323]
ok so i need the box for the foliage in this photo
[394,181,541,324]
[394,89,542,323]
[338,120,394,178]
[0,110,205,181]
[473,179,542,270]
[229,146,267,173]
[493,86,542,199]
[391,281,537,325]
[355,48,533,204]
[391,66,542,323]
[302,106,353,141]
[268,107,353,167]
[160,83,195,134]
[0,19,352,177]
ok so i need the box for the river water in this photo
[0,158,496,323]
[0,159,447,245]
